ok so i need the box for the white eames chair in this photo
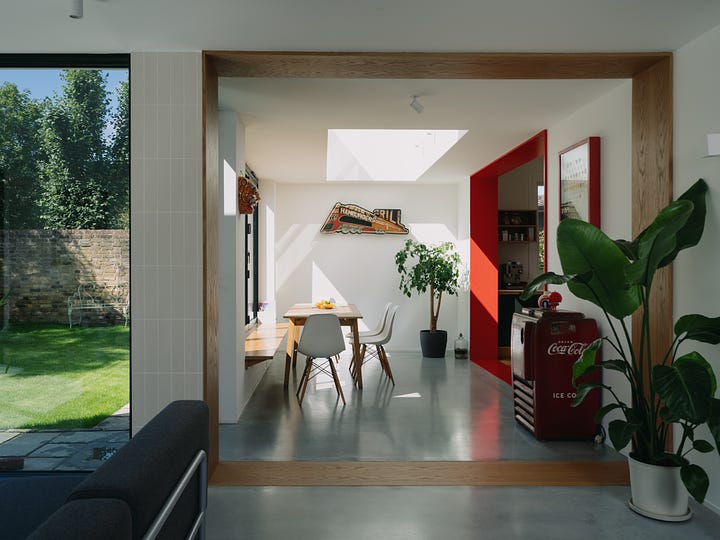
[296,313,347,405]
[356,305,398,385]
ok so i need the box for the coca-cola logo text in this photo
[547,341,588,356]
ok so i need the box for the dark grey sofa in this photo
[27,400,209,540]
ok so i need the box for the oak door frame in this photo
[202,51,672,483]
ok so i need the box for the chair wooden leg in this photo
[379,345,395,385]
[328,356,346,404]
[297,358,314,405]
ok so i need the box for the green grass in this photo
[0,323,129,430]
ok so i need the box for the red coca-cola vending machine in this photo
[510,308,600,440]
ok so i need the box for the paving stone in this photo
[21,457,59,471]
[56,441,126,471]
[0,432,19,445]
[29,443,84,458]
[0,433,58,456]
[52,431,114,444]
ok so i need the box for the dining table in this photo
[282,303,364,389]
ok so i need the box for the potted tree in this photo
[395,239,461,357]
[521,178,720,520]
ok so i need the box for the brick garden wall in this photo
[0,230,129,324]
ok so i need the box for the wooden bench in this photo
[67,282,129,328]
[245,321,288,368]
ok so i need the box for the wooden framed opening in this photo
[202,51,672,485]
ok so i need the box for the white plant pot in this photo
[628,454,692,521]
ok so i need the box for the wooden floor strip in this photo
[210,460,629,487]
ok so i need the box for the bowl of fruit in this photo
[315,299,335,309]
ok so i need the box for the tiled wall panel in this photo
[130,52,203,432]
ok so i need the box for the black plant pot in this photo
[420,330,447,358]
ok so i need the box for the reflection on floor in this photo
[206,485,720,540]
[220,348,623,462]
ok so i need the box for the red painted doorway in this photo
[469,130,547,384]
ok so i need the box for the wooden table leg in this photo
[284,319,297,388]
[350,319,363,389]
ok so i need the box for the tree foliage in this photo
[0,83,45,228]
[0,69,129,230]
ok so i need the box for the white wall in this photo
[674,22,720,514]
[218,111,246,423]
[129,52,204,432]
[273,183,468,351]
[546,80,634,441]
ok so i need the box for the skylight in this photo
[326,129,468,182]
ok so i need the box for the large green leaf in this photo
[625,199,693,288]
[659,179,708,268]
[556,219,641,319]
[653,353,714,424]
[519,271,572,301]
[681,463,709,503]
[608,418,637,451]
[707,398,720,456]
[571,338,602,385]
[674,314,720,345]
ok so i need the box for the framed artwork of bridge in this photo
[559,137,600,227]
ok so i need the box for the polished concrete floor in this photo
[206,485,720,539]
[211,346,720,537]
[220,347,623,462]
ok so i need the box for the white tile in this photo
[130,107,145,159]
[170,159,185,214]
[143,54,158,106]
[186,159,202,213]
[143,211,158,267]
[185,320,202,372]
[158,319,173,373]
[156,213,172,267]
[144,268,160,320]
[156,160,172,213]
[171,104,184,159]
[130,165,144,217]
[144,158,159,211]
[171,373,186,401]
[171,319,186,372]
[143,106,158,159]
[157,263,174,319]
[130,53,144,106]
[183,53,200,106]
[130,320,144,367]
[129,265,145,319]
[185,373,202,400]
[156,54,173,105]
[145,373,160,414]
[171,212,186,267]
[185,212,200,268]
[156,105,172,158]
[157,378,173,412]
[170,53,184,106]
[183,105,201,160]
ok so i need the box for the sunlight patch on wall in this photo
[405,223,456,245]
[311,262,346,305]
[275,224,318,289]
[222,159,237,216]
[327,129,468,182]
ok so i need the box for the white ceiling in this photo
[4,1,720,184]
[219,77,625,184]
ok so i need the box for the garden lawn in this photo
[0,324,129,430]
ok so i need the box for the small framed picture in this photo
[559,137,600,227]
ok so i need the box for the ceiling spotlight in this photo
[69,0,83,19]
[410,96,424,114]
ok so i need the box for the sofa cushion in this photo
[67,400,209,539]
[26,498,132,540]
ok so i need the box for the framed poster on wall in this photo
[559,137,600,227]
